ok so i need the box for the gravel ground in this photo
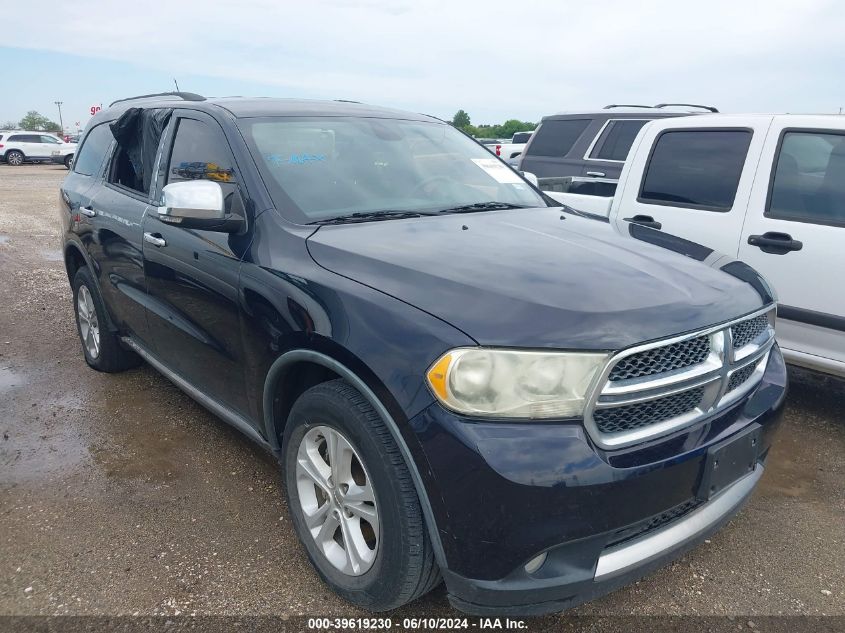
[0,164,843,630]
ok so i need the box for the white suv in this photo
[0,131,77,168]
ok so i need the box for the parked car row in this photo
[59,92,787,616]
[0,130,76,168]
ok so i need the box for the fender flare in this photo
[63,240,119,333]
[263,349,448,569]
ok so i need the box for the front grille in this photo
[607,499,701,548]
[594,387,704,434]
[727,361,758,393]
[608,335,710,381]
[731,314,769,349]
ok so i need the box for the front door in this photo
[142,111,252,417]
[738,117,845,373]
[611,117,772,255]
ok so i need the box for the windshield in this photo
[239,116,546,223]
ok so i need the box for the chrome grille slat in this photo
[585,307,776,449]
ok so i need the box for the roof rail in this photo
[655,103,719,113]
[109,91,206,107]
[603,104,654,110]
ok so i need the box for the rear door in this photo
[83,120,161,348]
[20,134,46,160]
[738,117,845,374]
[519,117,593,178]
[611,116,773,256]
[581,118,652,180]
[142,110,252,417]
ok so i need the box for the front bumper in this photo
[410,344,787,615]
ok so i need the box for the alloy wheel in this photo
[77,285,101,359]
[296,425,380,576]
[7,152,23,166]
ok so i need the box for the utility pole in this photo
[54,101,64,134]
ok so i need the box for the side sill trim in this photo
[120,336,269,450]
[263,349,449,570]
[594,465,763,580]
[778,304,845,333]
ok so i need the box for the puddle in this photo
[40,249,63,262]
[0,234,9,245]
[0,366,25,393]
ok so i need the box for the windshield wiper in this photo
[310,210,428,225]
[435,201,531,214]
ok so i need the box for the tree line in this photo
[451,109,536,140]
[1,111,62,133]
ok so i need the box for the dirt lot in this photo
[1,164,844,627]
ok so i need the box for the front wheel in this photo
[6,150,24,166]
[64,154,74,169]
[282,379,441,611]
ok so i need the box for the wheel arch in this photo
[64,241,88,284]
[263,348,448,569]
[64,241,118,333]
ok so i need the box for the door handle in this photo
[143,232,167,248]
[623,215,662,230]
[747,232,802,254]
[586,171,606,178]
[79,206,97,218]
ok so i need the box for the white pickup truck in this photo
[543,114,845,378]
[494,131,534,165]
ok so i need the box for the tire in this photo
[64,154,73,169]
[282,379,441,611]
[6,150,24,166]
[72,267,140,372]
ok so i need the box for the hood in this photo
[306,208,769,350]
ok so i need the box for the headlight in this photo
[426,348,608,419]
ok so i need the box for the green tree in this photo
[452,109,471,128]
[19,111,62,133]
[497,119,536,139]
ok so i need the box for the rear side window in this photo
[74,124,114,176]
[590,119,650,161]
[767,130,845,227]
[526,119,590,157]
[8,134,35,142]
[639,129,752,211]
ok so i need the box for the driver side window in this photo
[166,118,244,216]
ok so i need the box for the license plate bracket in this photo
[697,424,761,501]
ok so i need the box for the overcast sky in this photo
[3,0,844,131]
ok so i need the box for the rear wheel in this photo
[6,150,23,166]
[72,267,140,372]
[282,379,441,611]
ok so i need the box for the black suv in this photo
[518,104,717,195]
[59,93,785,615]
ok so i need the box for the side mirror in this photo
[521,171,539,187]
[158,180,243,232]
